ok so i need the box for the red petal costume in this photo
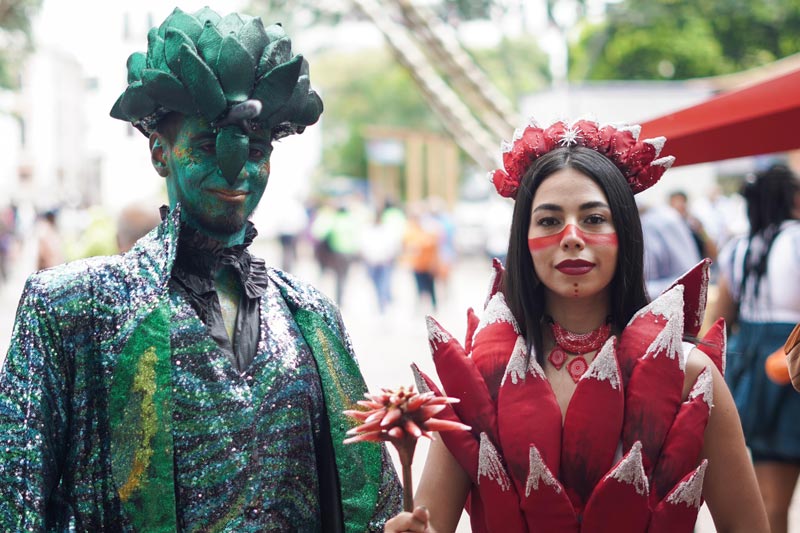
[415,259,724,532]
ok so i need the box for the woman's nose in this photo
[561,224,585,250]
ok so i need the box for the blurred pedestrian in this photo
[360,208,403,314]
[116,202,162,253]
[0,204,15,282]
[713,164,800,533]
[36,209,64,270]
[275,195,308,273]
[640,199,701,298]
[669,190,718,261]
[403,206,440,311]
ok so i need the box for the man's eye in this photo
[199,143,216,154]
[249,148,265,159]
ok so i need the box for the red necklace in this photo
[548,319,611,383]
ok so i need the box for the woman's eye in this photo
[585,214,607,224]
[537,217,560,227]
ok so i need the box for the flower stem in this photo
[395,438,417,512]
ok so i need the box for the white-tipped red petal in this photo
[582,442,650,533]
[411,365,481,482]
[651,367,713,503]
[464,307,480,354]
[648,460,708,533]
[519,445,578,533]
[697,317,727,376]
[622,286,686,472]
[483,257,506,310]
[472,296,522,401]
[427,315,499,441]
[663,259,711,338]
[561,338,624,512]
[497,337,561,496]
[474,432,530,531]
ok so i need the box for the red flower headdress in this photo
[491,119,675,198]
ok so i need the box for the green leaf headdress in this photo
[110,7,323,181]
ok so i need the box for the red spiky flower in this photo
[344,385,470,511]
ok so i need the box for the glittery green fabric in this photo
[0,206,402,531]
[293,308,383,533]
[108,302,177,533]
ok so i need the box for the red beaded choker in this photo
[547,319,611,383]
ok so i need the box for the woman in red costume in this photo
[385,119,768,532]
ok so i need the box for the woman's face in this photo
[528,167,618,301]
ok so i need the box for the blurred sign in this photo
[366,138,405,165]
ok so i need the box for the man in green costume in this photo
[0,7,401,532]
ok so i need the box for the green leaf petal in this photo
[127,52,147,84]
[215,126,249,183]
[217,13,244,36]
[295,90,324,126]
[120,81,158,119]
[179,43,226,122]
[110,93,128,120]
[141,69,195,115]
[193,6,221,26]
[217,35,255,103]
[264,23,287,43]
[237,18,269,61]
[267,71,309,127]
[166,9,204,42]
[253,54,303,119]
[145,27,160,69]
[158,7,184,38]
[165,28,195,76]
[197,22,223,74]
[256,35,292,79]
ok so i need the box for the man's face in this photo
[155,115,272,241]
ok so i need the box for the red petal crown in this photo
[491,119,676,198]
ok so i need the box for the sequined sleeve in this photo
[0,276,72,530]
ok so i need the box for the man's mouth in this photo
[208,189,248,202]
[555,259,595,275]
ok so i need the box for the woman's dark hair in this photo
[502,146,649,362]
[739,164,800,300]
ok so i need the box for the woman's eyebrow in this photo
[532,203,563,213]
[580,201,610,210]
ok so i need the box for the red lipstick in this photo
[555,259,595,275]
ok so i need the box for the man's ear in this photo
[149,133,169,177]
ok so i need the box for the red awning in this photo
[639,68,800,166]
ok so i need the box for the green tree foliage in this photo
[0,0,43,88]
[573,0,800,80]
[313,39,548,179]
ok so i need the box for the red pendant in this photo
[548,347,567,370]
[567,356,589,383]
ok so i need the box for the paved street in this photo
[1,237,798,530]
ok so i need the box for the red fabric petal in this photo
[473,432,529,531]
[582,442,651,533]
[519,445,578,533]
[483,257,506,309]
[472,319,519,402]
[543,121,568,146]
[663,259,711,338]
[464,307,480,355]
[648,461,708,533]
[561,338,624,512]
[697,317,727,376]
[651,367,713,504]
[427,316,499,441]
[496,336,562,495]
[621,287,687,473]
[412,364,481,482]
[492,168,519,198]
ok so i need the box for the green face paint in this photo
[163,115,272,245]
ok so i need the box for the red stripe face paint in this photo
[528,224,618,252]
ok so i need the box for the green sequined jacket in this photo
[0,208,401,532]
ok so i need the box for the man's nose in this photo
[561,224,585,250]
